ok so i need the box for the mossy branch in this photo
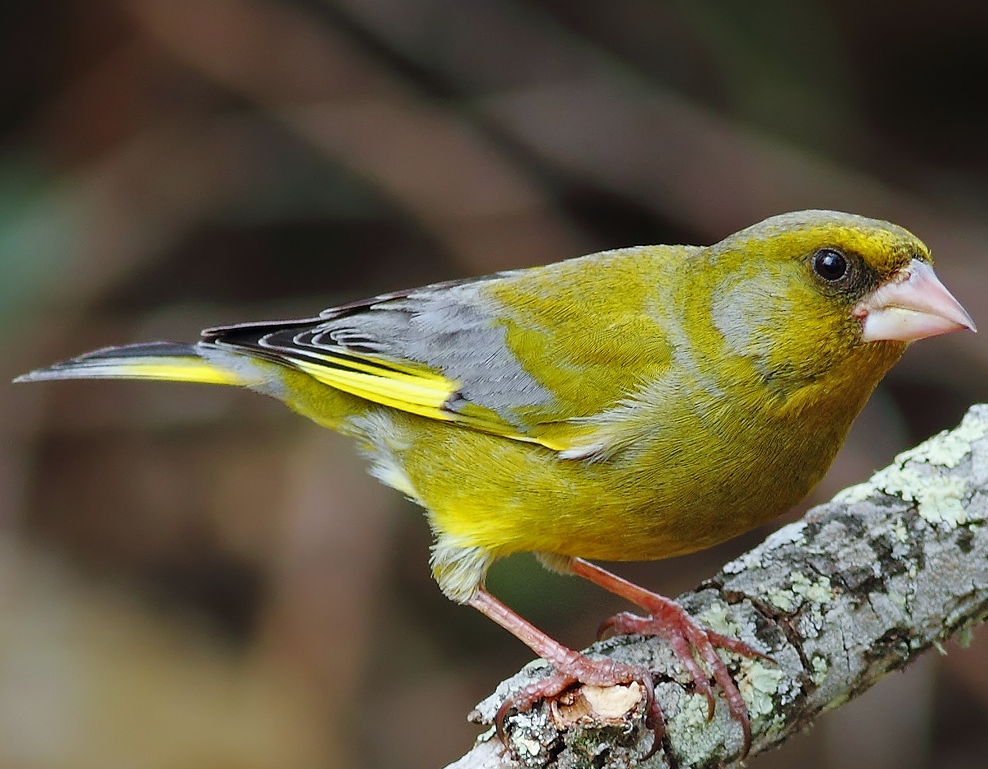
[446,404,988,769]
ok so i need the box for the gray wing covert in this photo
[202,278,557,431]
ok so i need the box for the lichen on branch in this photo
[448,405,988,769]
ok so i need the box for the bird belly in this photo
[394,408,834,565]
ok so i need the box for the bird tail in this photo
[13,342,253,386]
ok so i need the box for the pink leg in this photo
[569,558,764,755]
[468,588,664,752]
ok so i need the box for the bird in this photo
[15,210,975,756]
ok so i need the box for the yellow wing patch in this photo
[288,351,572,450]
[292,354,457,419]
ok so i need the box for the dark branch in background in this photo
[447,404,988,769]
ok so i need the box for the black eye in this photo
[813,248,848,281]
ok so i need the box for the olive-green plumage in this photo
[16,211,962,604]
[276,211,918,597]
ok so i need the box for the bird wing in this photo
[202,249,677,453]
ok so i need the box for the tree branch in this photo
[447,404,988,769]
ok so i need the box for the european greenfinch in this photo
[16,210,974,754]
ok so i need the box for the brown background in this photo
[2,2,987,768]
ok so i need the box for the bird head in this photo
[703,210,974,392]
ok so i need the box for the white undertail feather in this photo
[430,538,495,604]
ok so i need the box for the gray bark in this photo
[447,404,988,769]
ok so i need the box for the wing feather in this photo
[201,247,678,454]
[201,280,557,445]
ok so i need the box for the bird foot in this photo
[495,655,665,758]
[599,601,766,755]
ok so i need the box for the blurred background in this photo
[2,1,987,767]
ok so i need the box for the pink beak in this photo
[855,260,976,342]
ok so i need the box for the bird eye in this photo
[813,248,848,282]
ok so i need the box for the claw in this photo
[596,604,763,757]
[570,559,768,758]
[495,671,575,743]
[469,575,767,761]
[496,663,662,758]
[638,675,666,760]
